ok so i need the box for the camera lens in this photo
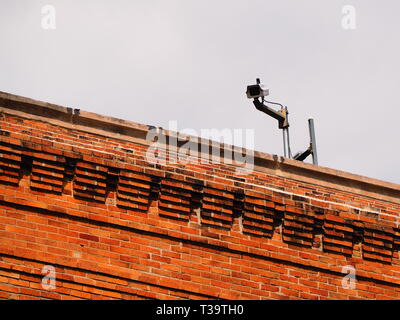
[249,86,261,97]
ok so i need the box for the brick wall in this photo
[0,92,400,300]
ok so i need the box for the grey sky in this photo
[0,0,399,184]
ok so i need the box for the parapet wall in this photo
[0,91,399,300]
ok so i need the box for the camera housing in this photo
[246,84,269,99]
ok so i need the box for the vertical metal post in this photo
[282,129,287,158]
[284,107,291,159]
[308,118,318,165]
[286,127,292,158]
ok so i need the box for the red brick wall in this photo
[1,104,400,300]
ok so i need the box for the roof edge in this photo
[0,90,399,204]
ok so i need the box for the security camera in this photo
[246,81,269,99]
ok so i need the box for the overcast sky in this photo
[0,0,399,184]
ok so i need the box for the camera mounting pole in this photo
[249,78,291,158]
[246,78,319,164]
[252,98,291,158]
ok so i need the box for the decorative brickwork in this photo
[0,92,400,299]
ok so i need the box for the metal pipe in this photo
[282,129,287,158]
[286,127,292,158]
[308,118,318,165]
